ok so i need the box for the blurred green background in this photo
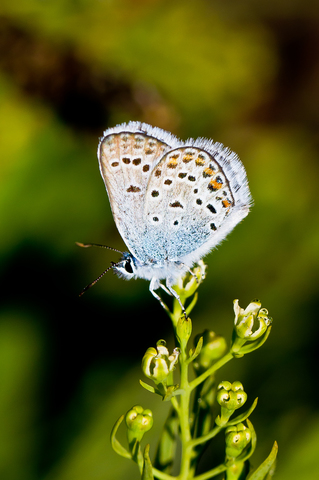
[1,1,319,479]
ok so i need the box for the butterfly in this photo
[79,121,252,313]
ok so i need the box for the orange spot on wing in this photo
[203,167,214,177]
[209,178,223,190]
[167,158,178,168]
[196,157,205,166]
[222,199,232,208]
[182,153,194,163]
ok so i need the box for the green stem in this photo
[167,298,180,327]
[178,345,193,480]
[170,395,180,415]
[152,466,177,480]
[190,425,222,448]
[190,352,234,391]
[193,463,227,480]
[167,288,232,479]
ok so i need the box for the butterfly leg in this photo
[175,261,199,284]
[149,277,186,317]
[149,277,170,312]
[165,277,187,317]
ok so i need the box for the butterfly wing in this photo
[98,122,177,260]
[142,141,252,265]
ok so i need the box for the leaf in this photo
[247,441,278,480]
[185,292,198,316]
[131,439,143,472]
[110,414,132,459]
[163,385,183,402]
[142,444,154,480]
[139,380,157,394]
[247,419,257,457]
[187,336,203,364]
[226,398,258,426]
[239,419,257,463]
[239,327,272,355]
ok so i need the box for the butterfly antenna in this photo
[78,261,122,297]
[76,242,124,255]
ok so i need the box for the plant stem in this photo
[174,348,233,478]
[193,463,227,480]
[190,425,222,448]
[178,343,193,480]
[190,352,234,391]
[152,466,177,480]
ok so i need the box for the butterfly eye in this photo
[125,260,133,274]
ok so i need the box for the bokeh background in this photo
[1,1,319,479]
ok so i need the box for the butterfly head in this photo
[113,252,137,280]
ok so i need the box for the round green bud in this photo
[217,381,247,410]
[225,423,251,458]
[215,381,248,426]
[125,405,153,444]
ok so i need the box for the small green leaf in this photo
[247,441,278,480]
[139,379,157,394]
[142,444,154,480]
[185,292,198,316]
[131,438,144,472]
[163,385,183,401]
[227,398,258,426]
[238,327,272,355]
[187,336,203,364]
[131,438,140,461]
[110,414,132,459]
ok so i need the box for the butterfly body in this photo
[96,121,252,310]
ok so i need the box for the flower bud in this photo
[225,423,252,459]
[193,330,227,374]
[142,340,180,385]
[174,260,207,299]
[125,405,153,446]
[231,299,272,356]
[176,315,192,347]
[215,381,247,426]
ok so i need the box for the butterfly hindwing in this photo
[143,145,250,263]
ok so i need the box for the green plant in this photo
[111,261,277,479]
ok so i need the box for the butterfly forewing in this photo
[98,131,171,258]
